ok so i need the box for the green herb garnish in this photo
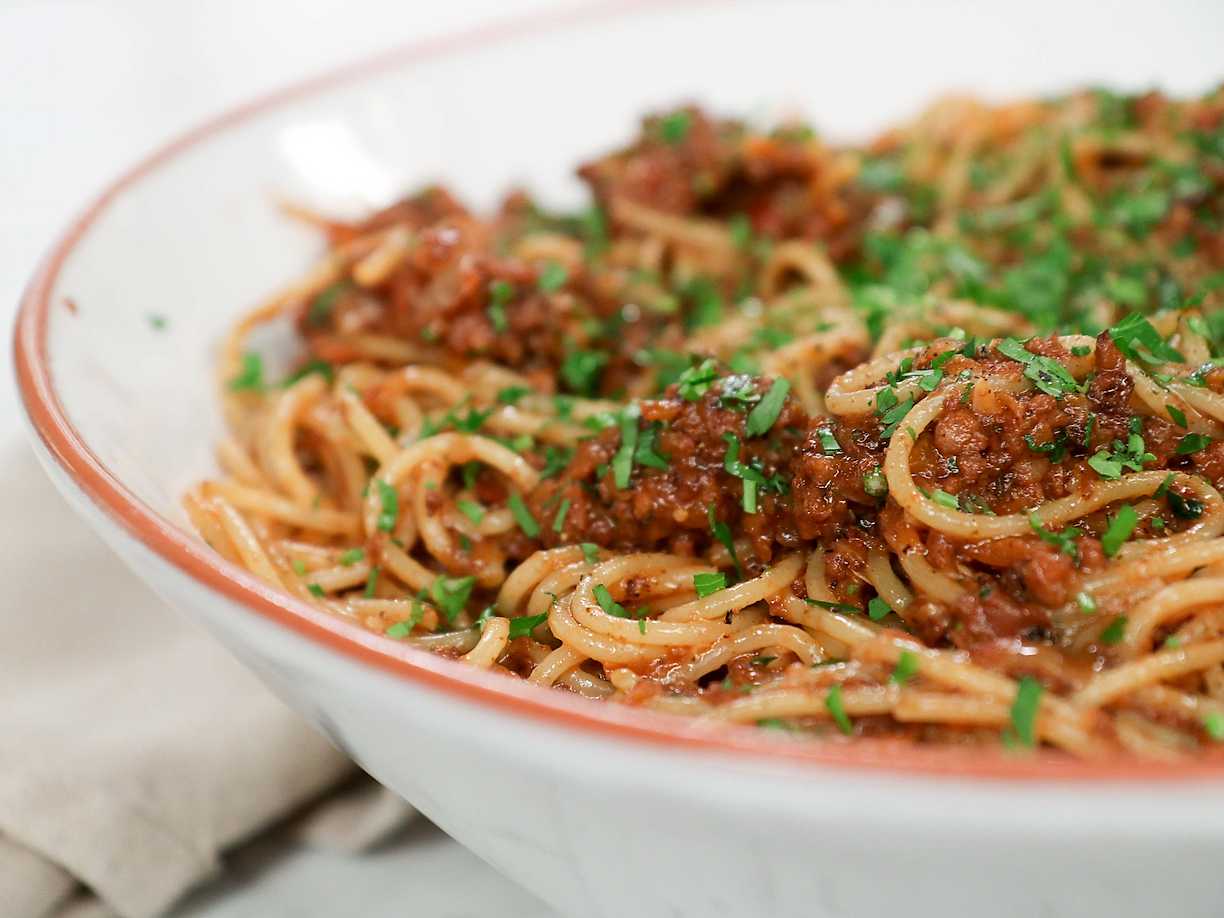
[658,110,692,144]
[508,612,549,639]
[1005,676,1043,748]
[1100,505,1138,557]
[745,378,790,437]
[229,352,265,391]
[507,492,540,538]
[1100,615,1128,645]
[613,406,640,489]
[676,358,720,401]
[891,650,919,685]
[593,583,629,618]
[497,385,530,405]
[430,575,475,623]
[693,571,727,598]
[996,338,1082,398]
[552,498,571,534]
[1029,514,1081,560]
[1203,712,1224,741]
[1108,313,1184,364]
[487,279,514,332]
[1176,433,1212,455]
[825,684,853,735]
[338,548,365,566]
[863,466,888,498]
[537,261,568,292]
[376,480,400,532]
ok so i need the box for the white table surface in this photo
[0,1,570,914]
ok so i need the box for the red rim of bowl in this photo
[13,0,1224,783]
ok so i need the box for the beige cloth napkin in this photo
[0,440,415,918]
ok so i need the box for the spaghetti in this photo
[190,87,1224,757]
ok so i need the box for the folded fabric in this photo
[0,441,413,917]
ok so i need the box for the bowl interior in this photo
[39,0,1224,524]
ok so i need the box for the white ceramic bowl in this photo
[16,2,1224,915]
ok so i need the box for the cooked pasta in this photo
[190,86,1224,758]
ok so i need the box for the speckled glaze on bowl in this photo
[15,1,1224,915]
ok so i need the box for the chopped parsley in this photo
[338,548,365,566]
[1176,433,1212,455]
[1099,615,1128,645]
[891,650,919,685]
[862,466,888,498]
[1005,676,1043,748]
[229,352,265,391]
[580,542,600,564]
[431,575,476,623]
[728,213,753,249]
[1204,712,1224,742]
[508,612,549,639]
[1076,591,1097,614]
[363,566,380,598]
[1024,429,1068,463]
[384,619,413,639]
[419,405,493,438]
[282,359,334,387]
[693,571,727,598]
[1168,488,1205,520]
[560,347,606,395]
[677,359,720,401]
[816,427,842,454]
[1100,505,1138,557]
[867,597,892,621]
[1166,404,1188,428]
[376,480,400,532]
[757,718,791,731]
[537,261,569,293]
[473,605,495,629]
[1108,313,1184,365]
[612,406,640,489]
[540,445,574,479]
[552,498,571,534]
[497,385,530,405]
[929,489,959,510]
[658,110,692,145]
[722,433,783,513]
[745,378,790,437]
[874,386,915,438]
[1088,432,1154,480]
[708,505,743,580]
[682,276,724,329]
[806,598,860,614]
[487,279,514,332]
[1030,514,1081,561]
[995,338,1082,398]
[593,583,629,618]
[634,423,670,471]
[507,492,540,538]
[306,583,325,598]
[306,281,347,326]
[825,684,853,735]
